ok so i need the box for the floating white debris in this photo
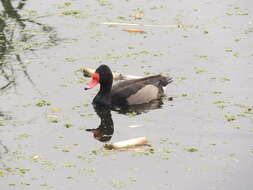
[105,137,148,150]
[128,124,143,128]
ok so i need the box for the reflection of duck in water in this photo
[84,65,172,110]
[86,105,114,142]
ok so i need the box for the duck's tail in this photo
[160,76,173,86]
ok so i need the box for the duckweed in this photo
[35,100,51,107]
[213,100,225,104]
[64,123,73,128]
[61,10,81,16]
[184,147,198,152]
[195,69,207,74]
[224,113,236,121]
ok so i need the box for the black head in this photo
[95,65,113,88]
[85,65,113,90]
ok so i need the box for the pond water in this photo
[0,0,253,189]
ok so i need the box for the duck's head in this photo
[85,65,113,90]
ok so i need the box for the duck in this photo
[84,65,172,108]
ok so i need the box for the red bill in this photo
[85,73,100,90]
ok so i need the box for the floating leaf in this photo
[132,13,144,20]
[213,100,225,104]
[184,147,198,152]
[64,123,73,128]
[224,113,236,121]
[51,107,61,112]
[35,100,51,107]
[60,10,81,16]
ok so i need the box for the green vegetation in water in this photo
[213,100,225,104]
[225,48,233,52]
[80,113,94,117]
[65,57,76,62]
[35,100,51,107]
[222,25,232,30]
[163,148,175,153]
[126,50,150,57]
[76,77,85,83]
[224,113,236,121]
[221,77,231,82]
[66,176,74,180]
[184,147,198,152]
[218,104,226,109]
[14,41,55,51]
[150,5,164,10]
[57,2,72,9]
[51,107,61,112]
[79,167,96,175]
[129,177,137,183]
[89,50,153,62]
[132,148,155,156]
[0,170,5,177]
[49,119,59,123]
[117,16,127,20]
[18,168,31,175]
[40,183,49,187]
[226,12,233,16]
[64,164,76,168]
[64,123,73,128]
[20,181,30,186]
[236,107,252,117]
[31,155,40,162]
[234,38,241,42]
[0,121,5,126]
[195,68,207,74]
[229,153,236,157]
[203,30,209,34]
[143,71,153,75]
[126,111,138,117]
[159,137,169,144]
[83,104,89,107]
[235,11,248,16]
[178,76,187,81]
[181,93,188,97]
[111,180,126,188]
[233,52,239,57]
[212,91,222,95]
[91,150,99,155]
[60,10,81,16]
[97,0,112,6]
[15,133,31,140]
[62,148,70,152]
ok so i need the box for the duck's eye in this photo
[92,73,100,82]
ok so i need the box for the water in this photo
[0,0,253,189]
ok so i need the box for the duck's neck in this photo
[99,84,112,94]
[93,85,112,108]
